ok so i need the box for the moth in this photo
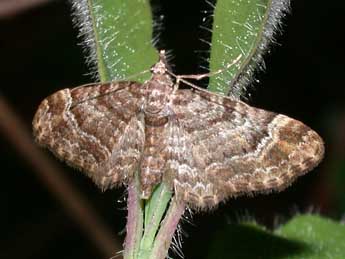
[33,50,324,209]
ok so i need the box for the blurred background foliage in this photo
[207,215,345,259]
[0,0,344,258]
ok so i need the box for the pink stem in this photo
[123,181,143,259]
[150,199,185,259]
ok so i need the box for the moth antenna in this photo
[70,81,140,108]
[167,70,237,102]
[68,68,152,108]
[166,54,242,96]
[118,69,151,81]
[176,54,242,81]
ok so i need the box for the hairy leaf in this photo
[208,0,290,97]
[71,0,158,82]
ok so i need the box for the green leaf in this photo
[208,0,289,96]
[207,215,345,259]
[72,0,158,82]
[207,221,308,259]
[276,215,345,259]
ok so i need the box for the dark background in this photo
[1,0,344,258]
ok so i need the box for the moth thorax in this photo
[144,76,173,115]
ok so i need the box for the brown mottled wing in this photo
[33,81,145,189]
[165,89,324,209]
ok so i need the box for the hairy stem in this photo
[123,179,144,259]
[149,198,185,259]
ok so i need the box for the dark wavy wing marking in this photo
[165,89,324,209]
[33,81,145,189]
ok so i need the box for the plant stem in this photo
[138,183,172,258]
[123,179,144,259]
[149,198,185,259]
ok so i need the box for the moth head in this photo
[150,50,169,75]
